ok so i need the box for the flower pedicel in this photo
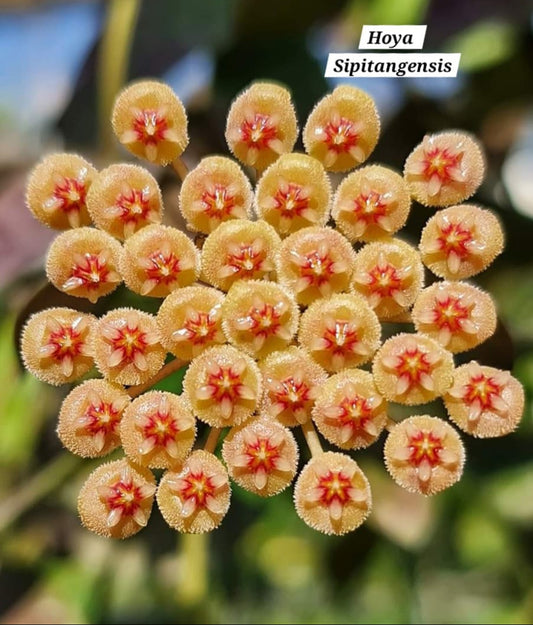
[21,79,524,540]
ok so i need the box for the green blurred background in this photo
[1,0,533,623]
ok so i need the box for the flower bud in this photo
[260,346,327,427]
[444,362,524,438]
[86,163,163,240]
[157,450,231,533]
[225,82,298,171]
[222,417,298,496]
[312,370,387,450]
[332,165,410,242]
[373,333,454,405]
[183,345,261,427]
[46,228,122,303]
[412,281,497,353]
[201,220,280,291]
[351,238,424,319]
[294,452,372,535]
[179,156,253,233]
[26,153,96,229]
[93,308,166,386]
[112,80,188,164]
[156,285,225,360]
[419,204,504,280]
[78,458,156,538]
[255,153,331,235]
[384,415,465,495]
[21,308,96,385]
[298,294,381,372]
[57,379,130,457]
[303,85,380,172]
[404,132,485,207]
[222,280,299,359]
[120,224,200,297]
[120,391,196,469]
[276,226,356,306]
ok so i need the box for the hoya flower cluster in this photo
[21,79,524,538]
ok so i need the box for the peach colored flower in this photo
[157,450,231,533]
[373,333,454,405]
[156,285,225,361]
[255,153,331,235]
[222,416,298,496]
[260,346,327,427]
[86,163,163,239]
[294,452,372,535]
[332,164,411,242]
[78,458,156,538]
[112,80,188,164]
[57,379,130,457]
[444,362,524,438]
[384,415,465,495]
[303,85,380,172]
[26,153,96,229]
[298,294,381,372]
[183,345,262,427]
[21,308,96,385]
[404,132,485,207]
[419,204,504,280]
[312,369,387,450]
[93,308,166,386]
[412,281,497,353]
[179,156,253,233]
[225,82,298,171]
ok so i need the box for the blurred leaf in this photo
[455,506,513,568]
[447,20,516,72]
[365,0,429,25]
[487,266,533,343]
[487,463,533,526]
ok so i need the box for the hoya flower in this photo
[201,219,280,291]
[260,346,327,427]
[156,285,225,360]
[444,362,524,438]
[384,415,465,495]
[332,165,411,242]
[351,238,424,319]
[86,163,163,239]
[119,224,200,297]
[112,80,188,164]
[303,85,380,172]
[312,370,387,450]
[93,308,166,386]
[179,156,253,233]
[255,153,331,235]
[157,450,231,533]
[298,294,381,372]
[120,391,196,469]
[222,280,299,359]
[412,281,497,352]
[373,333,454,405]
[294,452,372,535]
[78,458,156,538]
[183,345,262,427]
[276,226,356,306]
[26,153,96,229]
[57,379,130,457]
[21,308,96,385]
[419,204,504,280]
[222,417,298,496]
[225,82,298,171]
[404,132,485,207]
[46,228,122,303]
